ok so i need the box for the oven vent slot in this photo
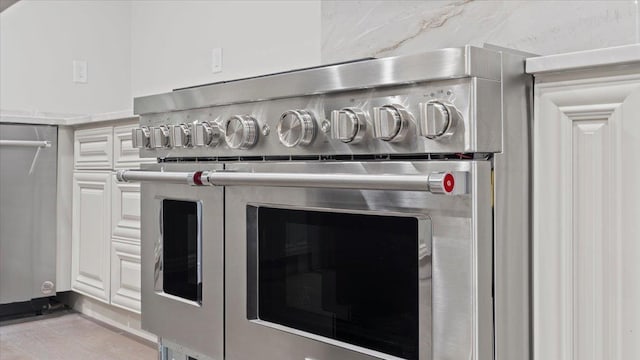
[290,155,320,161]
[216,156,242,162]
[353,154,386,161]
[238,156,264,162]
[264,155,291,161]
[195,157,219,162]
[388,153,431,160]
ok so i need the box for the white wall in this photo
[131,0,321,98]
[0,0,132,115]
[321,0,640,63]
[2,1,636,114]
[0,0,322,115]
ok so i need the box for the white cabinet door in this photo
[110,240,141,313]
[112,176,141,242]
[534,74,640,360]
[74,127,113,170]
[72,171,112,303]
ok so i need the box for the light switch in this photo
[72,60,88,83]
[211,48,222,73]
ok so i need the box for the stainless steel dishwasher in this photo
[0,123,58,315]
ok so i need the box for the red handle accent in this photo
[443,173,455,193]
[193,171,204,186]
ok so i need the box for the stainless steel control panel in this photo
[134,77,501,159]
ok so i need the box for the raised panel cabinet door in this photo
[111,175,141,242]
[534,73,640,360]
[74,126,113,170]
[71,171,112,303]
[113,122,155,169]
[110,240,141,313]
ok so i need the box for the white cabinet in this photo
[71,119,150,314]
[533,71,640,359]
[71,171,112,302]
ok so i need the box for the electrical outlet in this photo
[212,48,222,73]
[72,60,88,83]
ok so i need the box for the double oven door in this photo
[224,160,493,360]
[136,160,492,360]
[140,163,224,360]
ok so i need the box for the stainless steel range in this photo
[117,46,531,360]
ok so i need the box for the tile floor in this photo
[0,312,157,359]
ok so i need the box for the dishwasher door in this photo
[0,123,58,304]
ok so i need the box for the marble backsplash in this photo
[321,0,640,63]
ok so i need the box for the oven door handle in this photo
[115,169,206,186]
[116,169,467,195]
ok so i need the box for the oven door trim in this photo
[246,203,432,360]
[224,160,492,360]
[154,197,203,307]
[139,163,224,359]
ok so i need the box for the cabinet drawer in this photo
[74,127,113,170]
[113,123,154,169]
[110,240,141,314]
[112,176,141,242]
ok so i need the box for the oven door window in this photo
[161,199,201,303]
[255,207,419,360]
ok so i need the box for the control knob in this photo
[330,108,367,144]
[419,100,459,139]
[192,121,222,147]
[171,124,192,148]
[131,126,151,149]
[224,115,258,149]
[277,110,316,147]
[150,125,171,148]
[373,104,411,142]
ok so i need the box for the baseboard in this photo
[58,292,157,343]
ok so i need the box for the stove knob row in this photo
[328,102,459,143]
[131,116,260,151]
[131,100,460,151]
[132,122,221,150]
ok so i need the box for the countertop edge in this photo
[526,44,640,74]
[0,109,136,126]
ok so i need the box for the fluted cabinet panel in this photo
[534,73,640,360]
